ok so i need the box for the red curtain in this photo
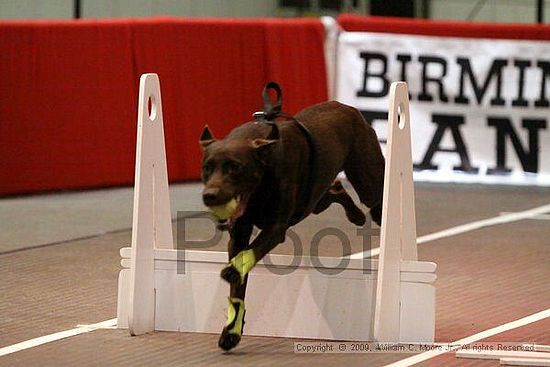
[0,17,327,195]
[338,14,550,40]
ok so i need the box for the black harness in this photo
[253,82,318,222]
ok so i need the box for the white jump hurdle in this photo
[117,74,437,343]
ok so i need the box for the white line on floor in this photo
[500,212,550,220]
[383,308,550,367]
[76,322,118,330]
[2,203,550,358]
[347,203,550,260]
[522,344,550,352]
[0,318,117,357]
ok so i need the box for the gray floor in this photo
[0,183,206,253]
[1,182,550,366]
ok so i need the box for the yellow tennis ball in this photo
[210,198,239,220]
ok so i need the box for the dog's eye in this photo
[202,162,214,176]
[223,161,242,175]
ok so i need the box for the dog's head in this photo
[199,124,278,225]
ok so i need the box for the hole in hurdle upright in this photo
[117,75,436,343]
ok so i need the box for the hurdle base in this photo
[117,248,436,342]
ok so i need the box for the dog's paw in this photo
[218,327,241,351]
[369,204,382,227]
[220,265,241,285]
[219,298,246,351]
[347,206,367,226]
[221,249,256,285]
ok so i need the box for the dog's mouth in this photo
[209,194,248,230]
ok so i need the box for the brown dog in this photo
[199,100,385,351]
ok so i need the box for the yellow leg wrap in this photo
[229,249,256,284]
[226,297,246,336]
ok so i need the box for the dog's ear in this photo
[251,124,279,149]
[250,138,278,149]
[199,125,216,148]
[251,138,278,165]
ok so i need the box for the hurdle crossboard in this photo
[117,74,437,343]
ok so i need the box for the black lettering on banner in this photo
[487,117,547,174]
[357,52,390,98]
[455,57,507,106]
[414,114,479,173]
[418,56,449,103]
[360,110,388,144]
[512,60,532,107]
[396,54,413,100]
[535,61,550,108]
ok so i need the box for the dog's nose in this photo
[202,188,220,206]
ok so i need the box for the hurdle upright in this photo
[117,74,436,343]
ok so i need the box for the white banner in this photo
[335,32,550,185]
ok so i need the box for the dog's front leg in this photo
[219,221,253,351]
[220,223,289,285]
[219,188,295,350]
[221,184,296,286]
[249,223,289,261]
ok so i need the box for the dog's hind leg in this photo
[343,117,385,226]
[313,180,366,226]
[218,221,253,351]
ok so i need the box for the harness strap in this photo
[261,81,282,120]
[254,82,318,222]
